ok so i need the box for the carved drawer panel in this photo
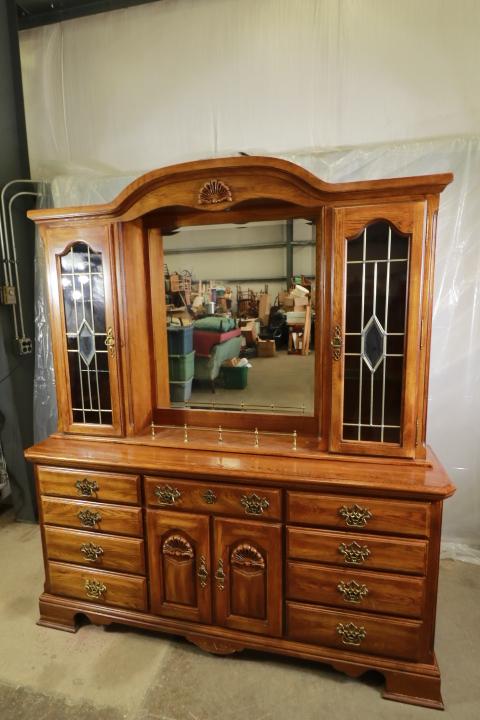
[287,527,427,576]
[287,561,425,619]
[48,561,147,611]
[145,476,281,520]
[41,497,143,537]
[38,466,141,505]
[286,602,424,662]
[44,526,145,575]
[287,492,430,537]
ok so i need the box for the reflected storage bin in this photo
[221,366,249,389]
[168,351,195,381]
[169,376,193,402]
[167,324,193,355]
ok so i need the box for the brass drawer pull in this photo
[215,559,225,591]
[154,484,181,505]
[84,579,107,600]
[202,489,217,505]
[338,541,370,565]
[337,622,366,646]
[240,492,269,515]
[197,555,209,589]
[338,503,372,527]
[77,509,102,528]
[337,579,369,603]
[75,478,99,497]
[80,542,104,562]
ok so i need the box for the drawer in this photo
[48,561,147,611]
[287,527,427,575]
[41,497,143,538]
[287,492,430,538]
[287,602,423,661]
[145,476,281,521]
[287,561,425,619]
[38,466,140,505]
[44,526,145,575]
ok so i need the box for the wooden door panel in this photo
[213,517,282,637]
[147,510,211,623]
[330,202,425,457]
[44,224,123,436]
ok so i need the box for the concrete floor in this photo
[0,507,479,720]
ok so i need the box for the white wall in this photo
[19,0,480,178]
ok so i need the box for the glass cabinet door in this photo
[45,225,123,435]
[330,202,425,457]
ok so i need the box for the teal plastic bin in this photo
[168,351,195,381]
[169,376,193,402]
[167,324,193,355]
[221,365,248,389]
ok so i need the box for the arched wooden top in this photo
[27,155,453,224]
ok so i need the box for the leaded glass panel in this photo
[60,242,112,425]
[342,221,409,444]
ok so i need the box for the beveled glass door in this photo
[45,225,123,435]
[330,202,425,457]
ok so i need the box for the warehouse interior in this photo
[1,1,480,719]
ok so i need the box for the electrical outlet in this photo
[17,337,33,355]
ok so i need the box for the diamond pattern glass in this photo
[362,316,385,372]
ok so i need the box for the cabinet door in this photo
[44,224,123,435]
[213,517,282,637]
[330,202,425,457]
[147,510,212,623]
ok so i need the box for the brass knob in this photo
[80,542,104,562]
[84,579,107,600]
[215,559,225,591]
[337,579,369,603]
[197,555,209,589]
[338,504,372,527]
[75,478,99,497]
[240,493,269,515]
[337,622,366,646]
[154,484,181,505]
[77,509,102,528]
[202,489,217,505]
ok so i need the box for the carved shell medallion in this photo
[198,179,232,205]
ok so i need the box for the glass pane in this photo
[162,219,317,416]
[342,221,409,444]
[60,242,112,425]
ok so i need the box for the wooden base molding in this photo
[37,593,443,708]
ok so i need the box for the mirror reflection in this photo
[163,219,316,415]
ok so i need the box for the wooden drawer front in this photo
[287,492,430,538]
[41,497,143,537]
[287,527,427,576]
[287,602,423,661]
[44,526,145,575]
[287,562,425,619]
[48,561,147,611]
[38,466,140,505]
[145,476,281,521]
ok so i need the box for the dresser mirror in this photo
[162,219,317,417]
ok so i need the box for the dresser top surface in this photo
[25,435,455,501]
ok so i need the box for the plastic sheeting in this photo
[33,137,480,559]
[19,0,480,180]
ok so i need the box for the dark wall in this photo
[0,0,37,521]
